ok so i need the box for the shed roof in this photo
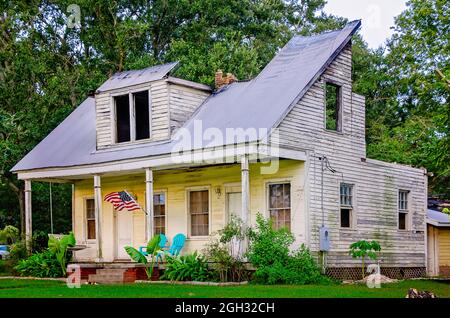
[12,20,361,172]
[427,209,450,227]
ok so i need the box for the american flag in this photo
[104,191,141,212]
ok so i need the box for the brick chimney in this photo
[215,70,236,89]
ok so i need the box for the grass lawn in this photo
[0,278,448,298]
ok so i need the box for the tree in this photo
[349,240,381,280]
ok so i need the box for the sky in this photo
[323,0,407,48]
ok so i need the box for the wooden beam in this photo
[24,180,32,254]
[145,168,154,241]
[94,175,103,261]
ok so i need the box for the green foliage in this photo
[15,232,75,278]
[15,250,62,278]
[124,234,161,279]
[0,225,19,244]
[204,216,248,282]
[247,214,329,285]
[442,208,450,215]
[349,240,382,279]
[161,251,212,282]
[48,232,75,276]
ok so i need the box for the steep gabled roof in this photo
[12,20,361,172]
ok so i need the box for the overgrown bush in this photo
[161,251,212,282]
[15,232,75,278]
[247,214,330,285]
[15,250,62,277]
[204,216,248,282]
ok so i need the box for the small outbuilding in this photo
[427,209,450,276]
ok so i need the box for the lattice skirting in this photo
[325,267,426,281]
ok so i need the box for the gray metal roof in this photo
[12,21,361,172]
[96,62,179,93]
[427,209,450,227]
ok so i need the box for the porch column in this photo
[241,155,250,255]
[24,180,32,254]
[94,175,103,261]
[241,155,250,226]
[145,168,154,241]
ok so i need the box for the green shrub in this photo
[14,232,75,278]
[247,213,330,285]
[204,216,248,282]
[15,250,62,278]
[161,251,212,282]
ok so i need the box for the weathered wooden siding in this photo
[272,43,427,268]
[168,83,209,134]
[95,80,170,149]
[73,160,305,262]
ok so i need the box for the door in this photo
[227,192,242,221]
[226,192,242,258]
[116,210,133,260]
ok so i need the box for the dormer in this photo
[94,62,211,150]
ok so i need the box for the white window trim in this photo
[397,189,410,231]
[265,180,292,229]
[186,186,212,239]
[339,182,357,229]
[83,196,96,243]
[110,87,152,144]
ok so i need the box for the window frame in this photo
[266,181,292,231]
[186,186,211,239]
[84,197,96,242]
[398,189,410,231]
[110,87,152,145]
[324,80,343,133]
[339,183,355,229]
[152,190,167,235]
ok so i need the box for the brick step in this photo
[96,268,126,275]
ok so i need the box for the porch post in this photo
[241,155,250,255]
[24,180,32,254]
[145,168,154,241]
[94,175,103,261]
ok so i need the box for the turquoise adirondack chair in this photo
[139,233,167,256]
[156,233,186,262]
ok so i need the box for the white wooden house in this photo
[12,21,428,280]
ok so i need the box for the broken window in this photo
[114,90,150,143]
[115,94,131,143]
[398,190,409,230]
[268,183,291,231]
[134,90,150,140]
[325,82,341,131]
[340,183,353,228]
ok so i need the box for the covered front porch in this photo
[18,146,307,264]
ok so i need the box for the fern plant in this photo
[161,251,212,282]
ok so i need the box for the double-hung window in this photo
[398,190,409,230]
[268,183,291,231]
[340,183,353,228]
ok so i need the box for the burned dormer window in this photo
[114,90,151,143]
[325,82,342,131]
